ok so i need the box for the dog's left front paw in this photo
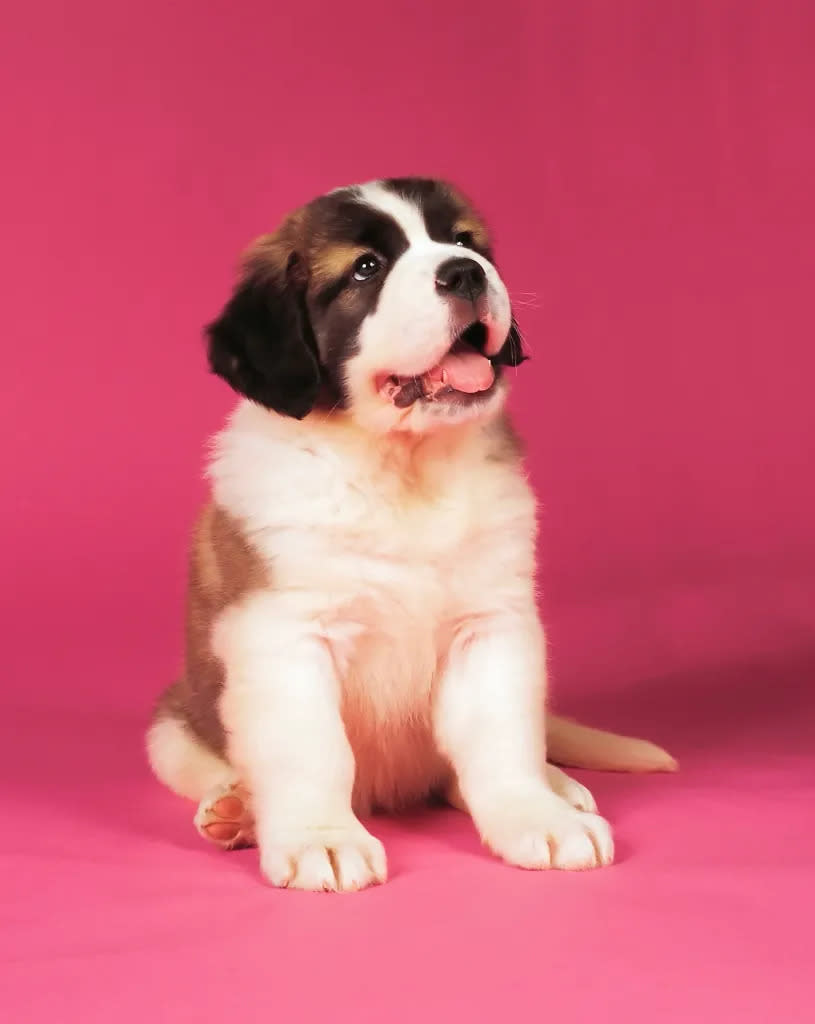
[477,782,614,871]
[545,764,598,813]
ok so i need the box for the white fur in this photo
[146,716,235,801]
[203,400,613,889]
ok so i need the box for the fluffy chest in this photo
[209,406,537,811]
[212,404,536,682]
[212,405,536,619]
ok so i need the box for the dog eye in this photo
[352,254,382,282]
[454,231,475,248]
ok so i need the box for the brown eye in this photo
[352,253,382,282]
[454,231,475,249]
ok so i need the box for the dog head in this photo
[207,178,526,432]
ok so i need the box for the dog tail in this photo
[546,714,678,773]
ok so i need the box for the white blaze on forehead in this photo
[355,182,431,246]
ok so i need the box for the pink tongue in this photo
[427,350,494,394]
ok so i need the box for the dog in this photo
[147,177,676,892]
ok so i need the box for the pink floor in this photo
[4,1,814,1020]
[4,662,813,1021]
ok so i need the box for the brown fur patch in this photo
[431,180,491,250]
[453,215,490,252]
[242,206,311,283]
[243,232,291,281]
[154,503,268,755]
[310,242,365,286]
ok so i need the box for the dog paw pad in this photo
[194,782,256,850]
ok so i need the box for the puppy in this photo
[147,178,675,891]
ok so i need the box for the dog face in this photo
[207,178,526,432]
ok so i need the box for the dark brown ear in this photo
[493,316,528,367]
[206,240,321,420]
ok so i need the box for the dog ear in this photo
[205,239,321,420]
[493,316,528,367]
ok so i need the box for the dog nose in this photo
[435,257,486,301]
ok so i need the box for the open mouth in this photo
[378,322,499,409]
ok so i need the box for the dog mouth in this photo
[377,322,499,409]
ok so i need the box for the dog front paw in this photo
[476,782,614,871]
[258,819,387,892]
[545,764,598,813]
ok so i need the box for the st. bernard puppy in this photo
[147,177,676,892]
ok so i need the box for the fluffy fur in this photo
[147,178,675,891]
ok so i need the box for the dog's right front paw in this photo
[259,820,387,892]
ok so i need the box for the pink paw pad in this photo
[194,783,256,850]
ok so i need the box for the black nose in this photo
[435,257,486,301]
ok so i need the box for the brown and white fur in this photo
[147,178,676,892]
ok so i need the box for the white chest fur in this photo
[209,401,538,811]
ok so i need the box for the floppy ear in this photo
[205,250,321,420]
[493,316,528,367]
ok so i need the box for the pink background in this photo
[2,2,813,1020]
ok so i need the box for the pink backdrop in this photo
[3,2,813,1021]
